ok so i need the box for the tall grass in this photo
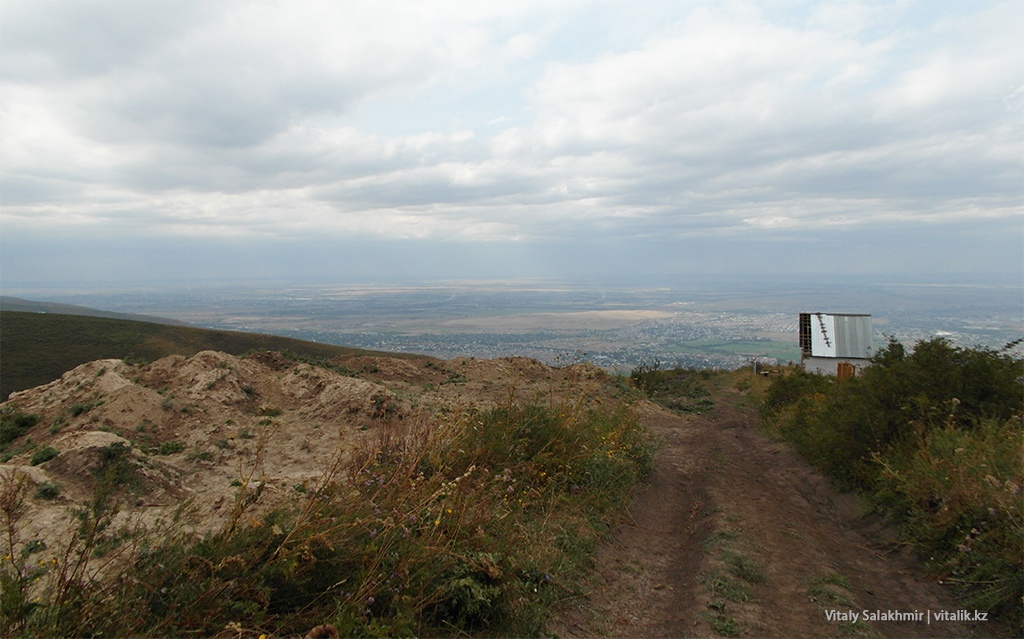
[760,338,1023,627]
[1,398,653,637]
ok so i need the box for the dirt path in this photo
[549,382,1002,638]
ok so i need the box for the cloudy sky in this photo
[1,0,1021,287]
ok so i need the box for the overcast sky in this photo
[1,0,1022,287]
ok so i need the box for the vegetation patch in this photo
[33,483,61,500]
[155,441,185,456]
[0,400,653,637]
[630,362,715,414]
[760,338,1023,628]
[697,525,766,637]
[29,447,58,466]
[0,310,403,401]
[806,571,855,607]
[0,410,39,447]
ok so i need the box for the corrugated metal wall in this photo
[831,314,872,358]
[801,313,872,359]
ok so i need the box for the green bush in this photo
[34,483,61,500]
[873,418,1023,623]
[0,410,39,446]
[29,447,58,466]
[760,338,1024,627]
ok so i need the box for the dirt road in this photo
[549,382,1001,638]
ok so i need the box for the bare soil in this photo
[548,380,1005,638]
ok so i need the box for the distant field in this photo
[668,339,803,362]
[0,311,401,400]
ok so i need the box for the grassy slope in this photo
[0,310,405,400]
[0,296,191,325]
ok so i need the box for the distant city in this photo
[6,277,1021,372]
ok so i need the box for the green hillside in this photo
[0,295,190,325]
[0,310,403,400]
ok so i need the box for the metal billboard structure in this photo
[799,313,873,377]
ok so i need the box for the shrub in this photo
[0,410,39,446]
[29,447,58,466]
[760,339,1024,626]
[34,483,61,500]
[873,418,1023,623]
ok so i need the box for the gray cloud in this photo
[1,0,1020,286]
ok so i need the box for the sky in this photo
[1,0,1022,288]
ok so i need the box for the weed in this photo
[807,572,854,606]
[156,442,184,456]
[721,549,765,584]
[701,569,753,602]
[703,528,740,548]
[630,363,715,413]
[702,597,740,636]
[836,620,884,638]
[48,414,66,435]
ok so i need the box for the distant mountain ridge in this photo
[0,306,408,400]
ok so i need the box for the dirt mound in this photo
[1,350,621,569]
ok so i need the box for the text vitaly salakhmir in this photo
[825,609,988,624]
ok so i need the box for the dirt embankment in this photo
[550,380,1005,638]
[0,350,617,566]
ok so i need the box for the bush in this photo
[631,363,715,414]
[34,483,60,500]
[29,447,58,466]
[873,418,1023,623]
[0,410,39,446]
[760,338,1024,626]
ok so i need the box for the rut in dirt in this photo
[549,384,999,639]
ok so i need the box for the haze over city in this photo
[1,0,1021,288]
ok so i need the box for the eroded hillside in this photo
[1,350,621,572]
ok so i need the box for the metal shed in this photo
[799,313,872,376]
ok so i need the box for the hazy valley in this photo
[7,278,1021,373]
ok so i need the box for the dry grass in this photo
[1,396,653,637]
